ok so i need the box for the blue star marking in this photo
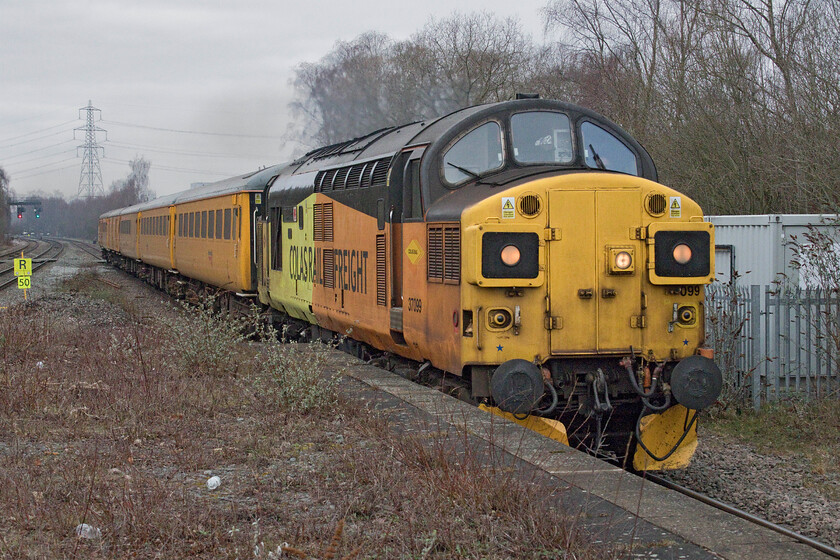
[496,344,504,352]
[683,339,689,346]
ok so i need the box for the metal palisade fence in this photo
[705,284,840,410]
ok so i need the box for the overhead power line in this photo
[103,156,236,177]
[101,119,285,140]
[105,140,279,160]
[9,157,79,176]
[13,163,80,180]
[0,119,78,144]
[3,148,76,168]
[2,139,77,161]
[0,127,77,151]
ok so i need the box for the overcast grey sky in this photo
[0,0,548,200]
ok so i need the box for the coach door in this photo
[387,147,425,343]
[547,188,643,354]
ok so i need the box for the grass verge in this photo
[0,272,615,559]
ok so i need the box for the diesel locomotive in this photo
[100,98,722,471]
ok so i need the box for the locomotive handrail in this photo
[475,306,483,351]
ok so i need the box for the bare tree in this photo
[0,167,9,243]
[406,12,533,114]
[289,12,535,145]
[291,32,396,146]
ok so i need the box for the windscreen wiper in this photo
[589,144,606,170]
[446,162,481,181]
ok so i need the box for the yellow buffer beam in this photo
[633,404,698,471]
[478,404,569,446]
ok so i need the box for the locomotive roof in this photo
[103,98,657,220]
[272,98,654,179]
[100,164,285,219]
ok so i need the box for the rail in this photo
[644,472,840,559]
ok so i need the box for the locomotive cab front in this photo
[418,100,722,470]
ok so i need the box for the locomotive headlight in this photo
[480,231,540,282]
[673,243,692,264]
[500,245,521,267]
[615,251,632,270]
[607,246,635,274]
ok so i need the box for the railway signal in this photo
[9,199,41,220]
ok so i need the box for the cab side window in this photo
[580,122,639,176]
[442,121,503,185]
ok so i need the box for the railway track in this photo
[3,235,833,558]
[0,238,64,291]
[644,472,840,558]
[60,237,103,260]
[0,238,39,260]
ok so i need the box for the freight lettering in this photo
[335,248,368,294]
[288,245,368,295]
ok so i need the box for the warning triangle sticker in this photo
[503,200,514,209]
[671,199,680,208]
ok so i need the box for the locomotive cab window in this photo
[511,111,573,164]
[442,121,503,185]
[581,122,639,176]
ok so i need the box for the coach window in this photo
[511,111,573,164]
[442,121,503,185]
[215,209,223,238]
[201,211,207,238]
[189,212,195,237]
[580,122,638,176]
[208,210,215,239]
[224,208,232,240]
[234,208,239,239]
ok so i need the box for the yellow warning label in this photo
[13,258,32,276]
[669,197,682,218]
[502,197,515,219]
[405,239,424,265]
[18,276,31,289]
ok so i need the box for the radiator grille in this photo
[314,204,324,241]
[427,225,460,284]
[346,165,363,189]
[518,193,541,217]
[427,226,443,282]
[323,202,334,242]
[323,248,335,289]
[376,234,386,306]
[371,159,389,187]
[333,167,349,190]
[646,193,667,216]
[359,162,372,188]
[444,226,461,283]
[321,169,336,192]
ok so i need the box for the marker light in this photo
[615,251,633,270]
[673,243,692,265]
[500,245,521,267]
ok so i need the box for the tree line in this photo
[291,2,840,215]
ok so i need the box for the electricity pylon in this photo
[75,100,107,198]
